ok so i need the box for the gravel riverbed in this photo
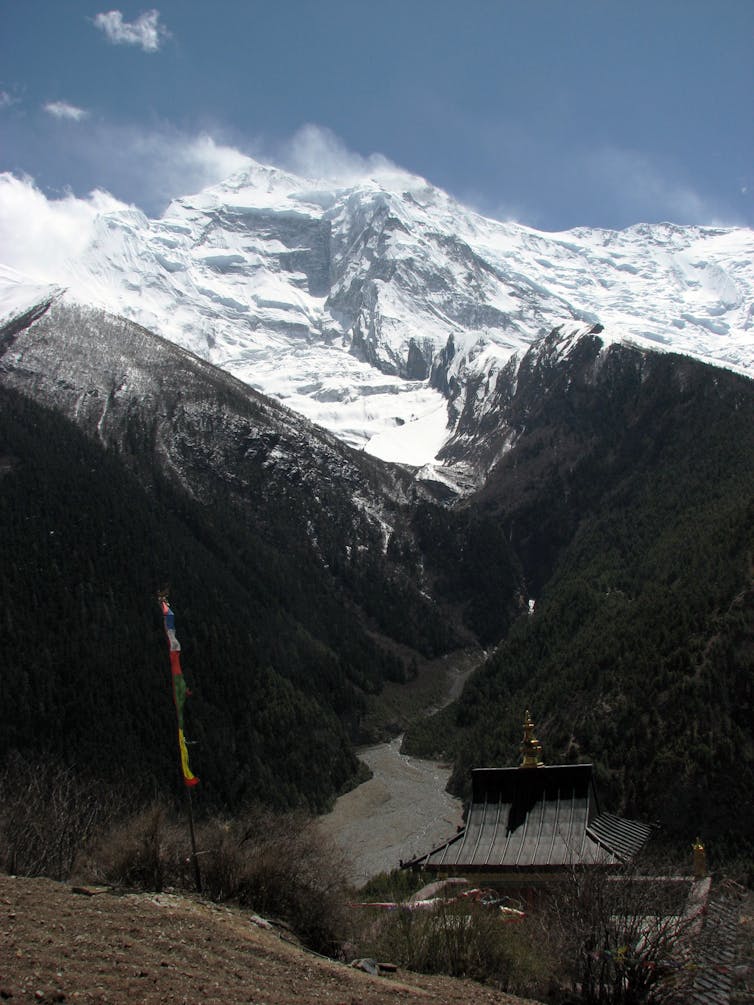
[317,735,464,887]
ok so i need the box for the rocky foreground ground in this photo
[0,875,540,1005]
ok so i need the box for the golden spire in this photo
[520,709,544,768]
[692,837,707,879]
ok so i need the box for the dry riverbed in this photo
[318,736,463,887]
[318,650,482,887]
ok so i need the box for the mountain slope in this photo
[8,293,529,648]
[0,382,372,811]
[0,296,525,810]
[405,333,754,847]
[5,294,753,847]
[0,875,537,1005]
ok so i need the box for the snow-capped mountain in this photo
[2,223,754,835]
[1,159,752,473]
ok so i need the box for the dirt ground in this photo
[0,875,541,1005]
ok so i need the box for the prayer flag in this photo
[159,597,199,787]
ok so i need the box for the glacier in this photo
[1,160,752,468]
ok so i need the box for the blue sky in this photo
[1,1,752,232]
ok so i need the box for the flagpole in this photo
[185,785,202,894]
[158,592,202,894]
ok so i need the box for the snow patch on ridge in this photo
[0,265,62,323]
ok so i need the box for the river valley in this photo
[317,650,483,887]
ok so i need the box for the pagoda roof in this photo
[405,763,652,873]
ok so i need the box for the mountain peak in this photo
[166,158,313,214]
[1,161,752,469]
[164,156,432,219]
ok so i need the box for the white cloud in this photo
[93,9,169,52]
[0,122,414,253]
[0,91,18,110]
[584,146,724,227]
[44,101,89,122]
[280,124,414,187]
[0,173,129,281]
[135,131,252,191]
[96,128,252,210]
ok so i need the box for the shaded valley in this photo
[1,299,753,854]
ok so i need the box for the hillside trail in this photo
[317,649,482,887]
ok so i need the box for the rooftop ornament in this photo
[520,709,544,768]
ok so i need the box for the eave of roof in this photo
[404,764,652,872]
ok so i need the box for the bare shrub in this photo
[356,898,547,993]
[197,806,351,955]
[0,754,120,880]
[87,801,350,955]
[0,759,350,956]
[86,800,189,892]
[357,867,428,903]
[194,816,244,902]
[541,863,699,1004]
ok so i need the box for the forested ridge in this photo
[2,299,754,848]
[405,344,754,850]
[0,378,489,812]
[0,385,380,810]
[0,314,513,813]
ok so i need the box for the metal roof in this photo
[407,764,652,872]
[586,812,654,863]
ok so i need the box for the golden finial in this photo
[692,837,707,879]
[520,709,544,768]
